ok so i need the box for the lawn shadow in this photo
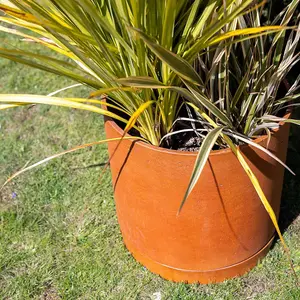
[269,144,300,250]
[273,112,300,247]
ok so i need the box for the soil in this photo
[115,104,218,152]
[177,136,202,152]
[160,103,216,152]
[163,131,221,152]
[40,286,61,300]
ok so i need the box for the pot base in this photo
[123,235,274,284]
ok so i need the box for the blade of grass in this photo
[1,136,144,190]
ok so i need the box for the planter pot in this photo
[104,114,290,283]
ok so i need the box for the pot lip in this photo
[106,109,291,157]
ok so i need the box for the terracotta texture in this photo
[104,115,290,283]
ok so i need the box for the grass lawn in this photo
[0,33,300,300]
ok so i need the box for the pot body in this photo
[104,118,290,283]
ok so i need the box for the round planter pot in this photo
[104,115,290,283]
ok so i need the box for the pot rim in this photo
[106,109,291,157]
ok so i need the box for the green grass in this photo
[0,33,300,300]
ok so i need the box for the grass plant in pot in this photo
[0,0,299,284]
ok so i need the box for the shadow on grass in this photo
[278,110,300,236]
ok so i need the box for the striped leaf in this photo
[178,126,224,214]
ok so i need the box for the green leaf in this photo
[131,27,202,85]
[231,68,251,108]
[171,87,232,126]
[89,87,134,98]
[117,76,167,88]
[0,48,101,88]
[178,126,224,214]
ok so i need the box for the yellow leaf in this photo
[209,26,289,45]
[125,101,155,132]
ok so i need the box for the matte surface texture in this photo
[105,115,290,283]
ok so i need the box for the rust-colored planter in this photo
[104,115,290,284]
